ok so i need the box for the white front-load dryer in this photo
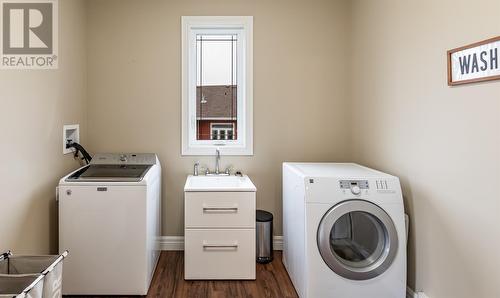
[283,163,406,298]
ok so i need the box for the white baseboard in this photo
[159,236,184,251]
[273,236,283,250]
[159,235,284,251]
[407,287,429,298]
[407,287,417,298]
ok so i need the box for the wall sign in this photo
[447,36,500,86]
[0,0,58,70]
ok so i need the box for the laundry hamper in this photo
[0,250,68,298]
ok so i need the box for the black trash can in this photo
[256,210,273,264]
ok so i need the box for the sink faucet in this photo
[204,148,231,176]
[193,162,199,176]
[215,149,221,175]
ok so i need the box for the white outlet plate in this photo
[63,124,80,154]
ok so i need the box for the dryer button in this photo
[351,185,361,195]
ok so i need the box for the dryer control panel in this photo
[339,180,369,195]
[339,180,369,189]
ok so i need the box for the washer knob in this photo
[351,185,361,195]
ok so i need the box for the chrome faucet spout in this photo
[215,149,220,175]
[193,162,199,176]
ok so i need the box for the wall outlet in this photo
[63,124,80,154]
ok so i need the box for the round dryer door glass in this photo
[330,211,385,267]
[317,200,399,280]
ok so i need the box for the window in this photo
[211,123,235,140]
[182,16,253,155]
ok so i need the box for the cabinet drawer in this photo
[185,192,255,228]
[184,229,255,280]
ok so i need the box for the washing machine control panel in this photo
[91,153,157,165]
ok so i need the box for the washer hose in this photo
[66,141,92,164]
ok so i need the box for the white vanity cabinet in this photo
[184,175,257,280]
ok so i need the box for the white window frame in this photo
[182,16,253,156]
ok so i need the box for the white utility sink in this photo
[184,174,257,279]
[184,175,256,192]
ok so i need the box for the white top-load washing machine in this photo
[58,153,161,295]
[283,163,406,298]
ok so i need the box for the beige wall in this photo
[350,1,500,297]
[86,0,352,236]
[5,2,499,296]
[0,0,87,254]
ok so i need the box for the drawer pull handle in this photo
[202,207,238,213]
[203,244,239,250]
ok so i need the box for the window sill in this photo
[181,145,253,156]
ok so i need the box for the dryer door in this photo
[317,200,398,280]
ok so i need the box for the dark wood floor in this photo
[69,251,298,298]
[147,251,298,298]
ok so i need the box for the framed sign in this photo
[447,36,500,86]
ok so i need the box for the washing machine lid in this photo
[65,153,156,182]
[66,164,152,182]
[317,199,398,280]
